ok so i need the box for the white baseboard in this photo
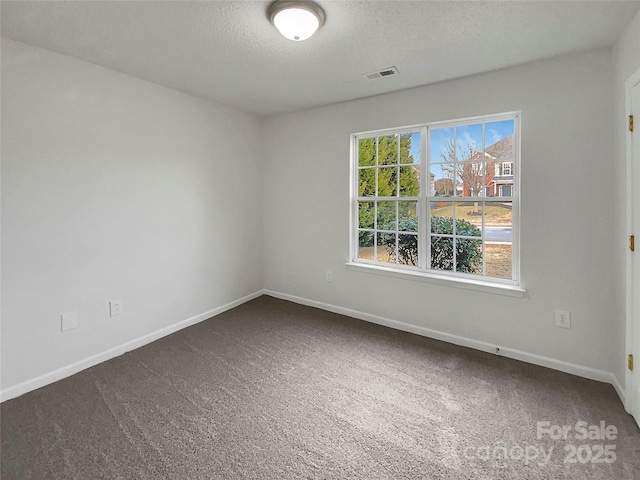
[264,289,627,406]
[3,288,627,409]
[612,376,626,408]
[0,290,264,403]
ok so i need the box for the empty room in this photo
[2,1,640,478]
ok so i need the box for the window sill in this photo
[345,262,526,298]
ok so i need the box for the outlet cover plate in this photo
[61,311,78,332]
[555,309,571,329]
[110,299,124,317]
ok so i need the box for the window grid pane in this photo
[354,114,517,283]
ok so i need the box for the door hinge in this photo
[631,235,635,252]
[630,115,634,132]
[629,354,634,371]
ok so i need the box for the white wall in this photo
[613,8,640,396]
[2,30,634,401]
[263,50,620,385]
[1,38,263,395]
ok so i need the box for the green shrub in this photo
[379,216,482,273]
[430,216,482,273]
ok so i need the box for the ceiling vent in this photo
[364,66,399,80]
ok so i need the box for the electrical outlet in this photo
[325,270,333,283]
[110,299,124,317]
[555,309,571,329]
[61,311,78,332]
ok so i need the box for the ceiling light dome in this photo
[268,1,325,41]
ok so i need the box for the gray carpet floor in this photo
[2,295,639,479]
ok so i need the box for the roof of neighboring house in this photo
[465,134,514,162]
[484,135,514,161]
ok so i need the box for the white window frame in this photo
[348,112,524,297]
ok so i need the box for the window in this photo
[351,112,520,289]
[500,185,512,197]
[499,162,513,176]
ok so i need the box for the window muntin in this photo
[352,113,519,285]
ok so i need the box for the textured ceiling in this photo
[2,1,639,117]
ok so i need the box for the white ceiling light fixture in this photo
[268,1,325,41]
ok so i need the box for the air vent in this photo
[364,66,399,80]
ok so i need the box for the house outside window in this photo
[351,112,520,287]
